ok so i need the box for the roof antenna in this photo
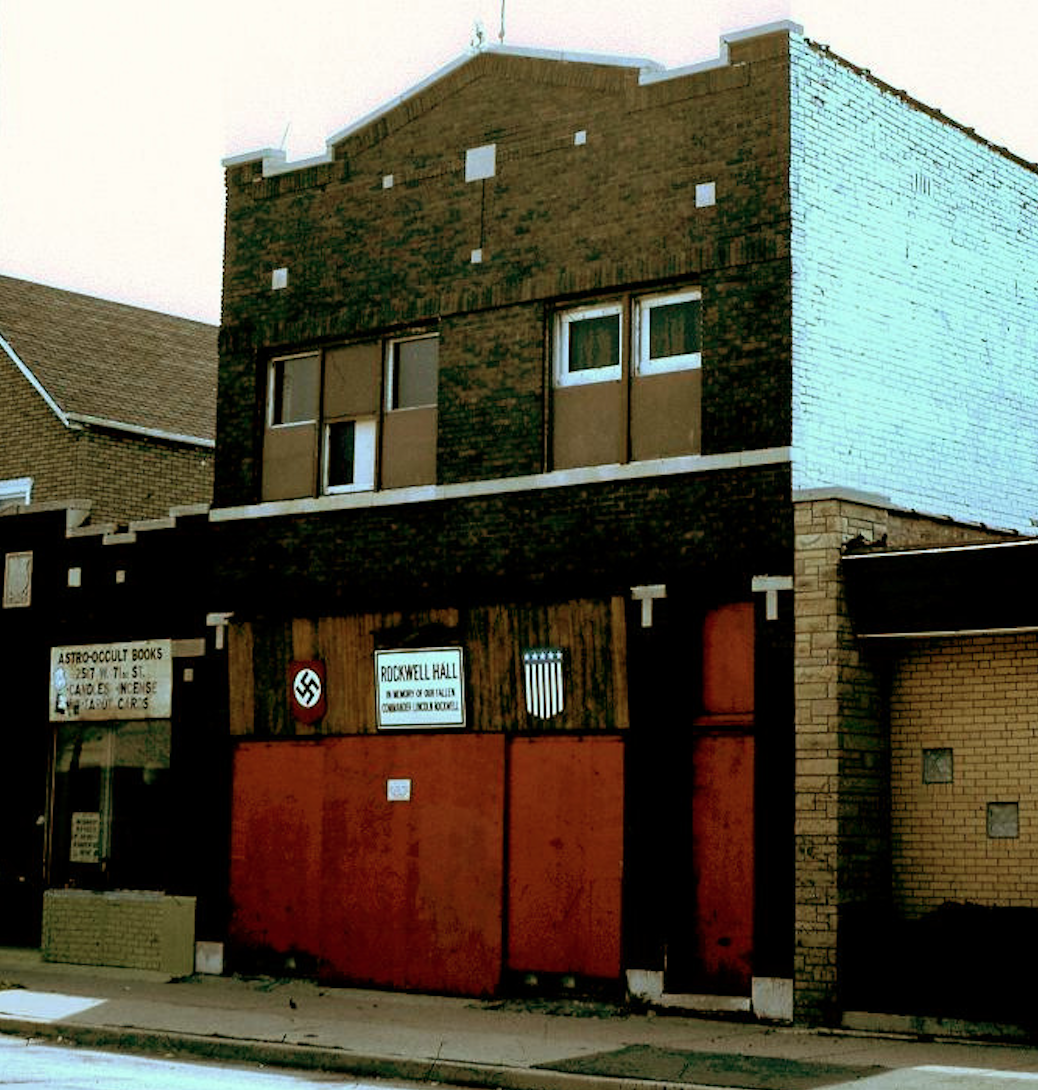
[279,122,291,151]
[499,0,506,43]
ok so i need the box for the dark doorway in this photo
[624,593,755,995]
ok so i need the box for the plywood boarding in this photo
[229,734,506,994]
[227,622,255,736]
[506,735,624,977]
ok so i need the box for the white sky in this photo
[1,0,1035,324]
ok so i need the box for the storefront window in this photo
[51,719,172,890]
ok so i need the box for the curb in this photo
[0,1020,702,1090]
[840,1010,1037,1045]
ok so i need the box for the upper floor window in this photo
[262,333,438,502]
[387,335,439,409]
[553,290,702,388]
[0,476,32,511]
[554,303,622,387]
[551,286,703,469]
[269,353,320,425]
[635,290,702,375]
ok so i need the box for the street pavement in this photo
[0,1035,419,1089]
[3,947,1038,1090]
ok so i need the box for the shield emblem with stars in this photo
[522,647,565,719]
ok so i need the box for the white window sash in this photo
[322,418,377,494]
[0,477,32,506]
[635,290,702,376]
[554,303,623,387]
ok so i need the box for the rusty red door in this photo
[686,729,755,993]
[229,734,506,996]
[682,602,756,994]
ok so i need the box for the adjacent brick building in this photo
[0,274,217,525]
[840,528,1038,1025]
[0,277,219,948]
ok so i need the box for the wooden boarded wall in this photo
[228,597,629,737]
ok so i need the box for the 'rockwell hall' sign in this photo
[375,647,465,729]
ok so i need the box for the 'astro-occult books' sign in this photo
[49,640,172,722]
[375,647,465,729]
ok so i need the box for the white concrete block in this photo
[752,976,793,1022]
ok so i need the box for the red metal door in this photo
[688,731,755,994]
[320,733,505,996]
[682,601,755,994]
[229,742,326,960]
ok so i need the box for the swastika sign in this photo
[288,660,326,724]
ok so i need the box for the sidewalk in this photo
[3,948,1038,1090]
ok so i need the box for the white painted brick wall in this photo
[790,36,1038,532]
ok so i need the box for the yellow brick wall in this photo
[891,634,1038,917]
[792,492,1011,1021]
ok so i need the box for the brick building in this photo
[0,277,220,951]
[0,274,217,525]
[210,22,1038,1023]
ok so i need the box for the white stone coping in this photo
[223,23,803,178]
[209,446,792,524]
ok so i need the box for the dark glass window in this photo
[51,720,172,890]
[270,354,320,425]
[390,337,438,409]
[648,298,701,361]
[568,314,620,373]
[326,420,357,487]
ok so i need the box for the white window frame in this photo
[322,417,377,495]
[554,302,623,387]
[385,334,439,411]
[634,289,702,376]
[267,352,320,428]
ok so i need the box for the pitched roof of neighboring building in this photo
[0,274,217,446]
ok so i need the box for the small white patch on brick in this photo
[465,144,496,182]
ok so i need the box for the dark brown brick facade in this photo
[216,33,793,509]
[212,463,792,616]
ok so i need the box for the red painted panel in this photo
[701,603,754,717]
[320,734,505,995]
[507,736,624,979]
[229,742,325,958]
[691,732,755,994]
